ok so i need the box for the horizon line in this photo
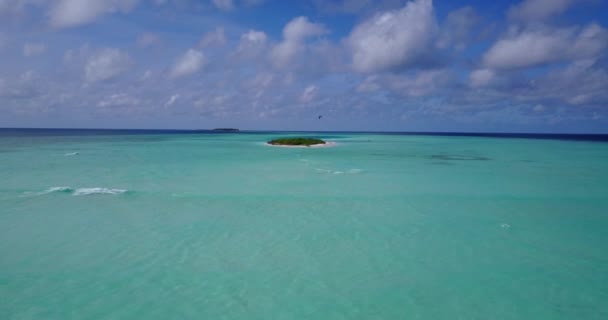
[1,127,608,135]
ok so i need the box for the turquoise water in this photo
[1,132,608,319]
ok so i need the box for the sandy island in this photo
[266,141,337,148]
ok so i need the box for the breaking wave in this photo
[37,186,74,195]
[73,188,128,196]
[32,187,128,196]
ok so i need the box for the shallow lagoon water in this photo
[1,131,608,319]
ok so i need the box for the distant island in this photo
[268,137,326,147]
[212,128,239,132]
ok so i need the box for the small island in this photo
[213,128,240,133]
[268,137,326,147]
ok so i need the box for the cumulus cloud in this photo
[170,49,207,78]
[2,0,607,130]
[271,16,327,67]
[483,23,608,69]
[469,69,496,88]
[346,0,438,73]
[23,43,46,57]
[240,30,267,46]
[508,0,580,22]
[199,27,227,48]
[543,59,608,106]
[465,58,608,110]
[50,0,140,28]
[85,48,132,82]
[234,30,268,59]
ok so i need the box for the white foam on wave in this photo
[36,186,73,195]
[501,223,511,229]
[64,152,79,156]
[28,186,128,197]
[316,168,364,175]
[73,188,128,196]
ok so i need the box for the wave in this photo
[316,168,364,175]
[73,188,128,196]
[64,152,79,156]
[32,186,127,196]
[37,186,74,195]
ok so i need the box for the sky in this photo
[0,0,607,132]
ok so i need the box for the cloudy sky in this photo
[1,0,607,132]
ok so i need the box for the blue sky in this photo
[1,0,607,132]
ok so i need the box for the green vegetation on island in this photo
[268,137,326,146]
[212,128,240,132]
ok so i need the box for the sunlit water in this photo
[1,131,607,319]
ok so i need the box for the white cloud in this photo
[234,30,268,61]
[170,49,206,78]
[165,94,179,107]
[50,0,140,28]
[469,69,496,88]
[199,27,227,48]
[271,16,327,67]
[97,93,140,107]
[240,30,267,45]
[356,76,381,93]
[533,104,545,112]
[212,0,233,11]
[23,43,46,57]
[548,59,608,106]
[508,0,580,22]
[85,48,132,82]
[299,85,318,103]
[137,32,161,47]
[283,16,327,41]
[346,0,437,73]
[483,23,607,69]
[236,30,267,52]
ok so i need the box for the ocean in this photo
[1,129,607,319]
